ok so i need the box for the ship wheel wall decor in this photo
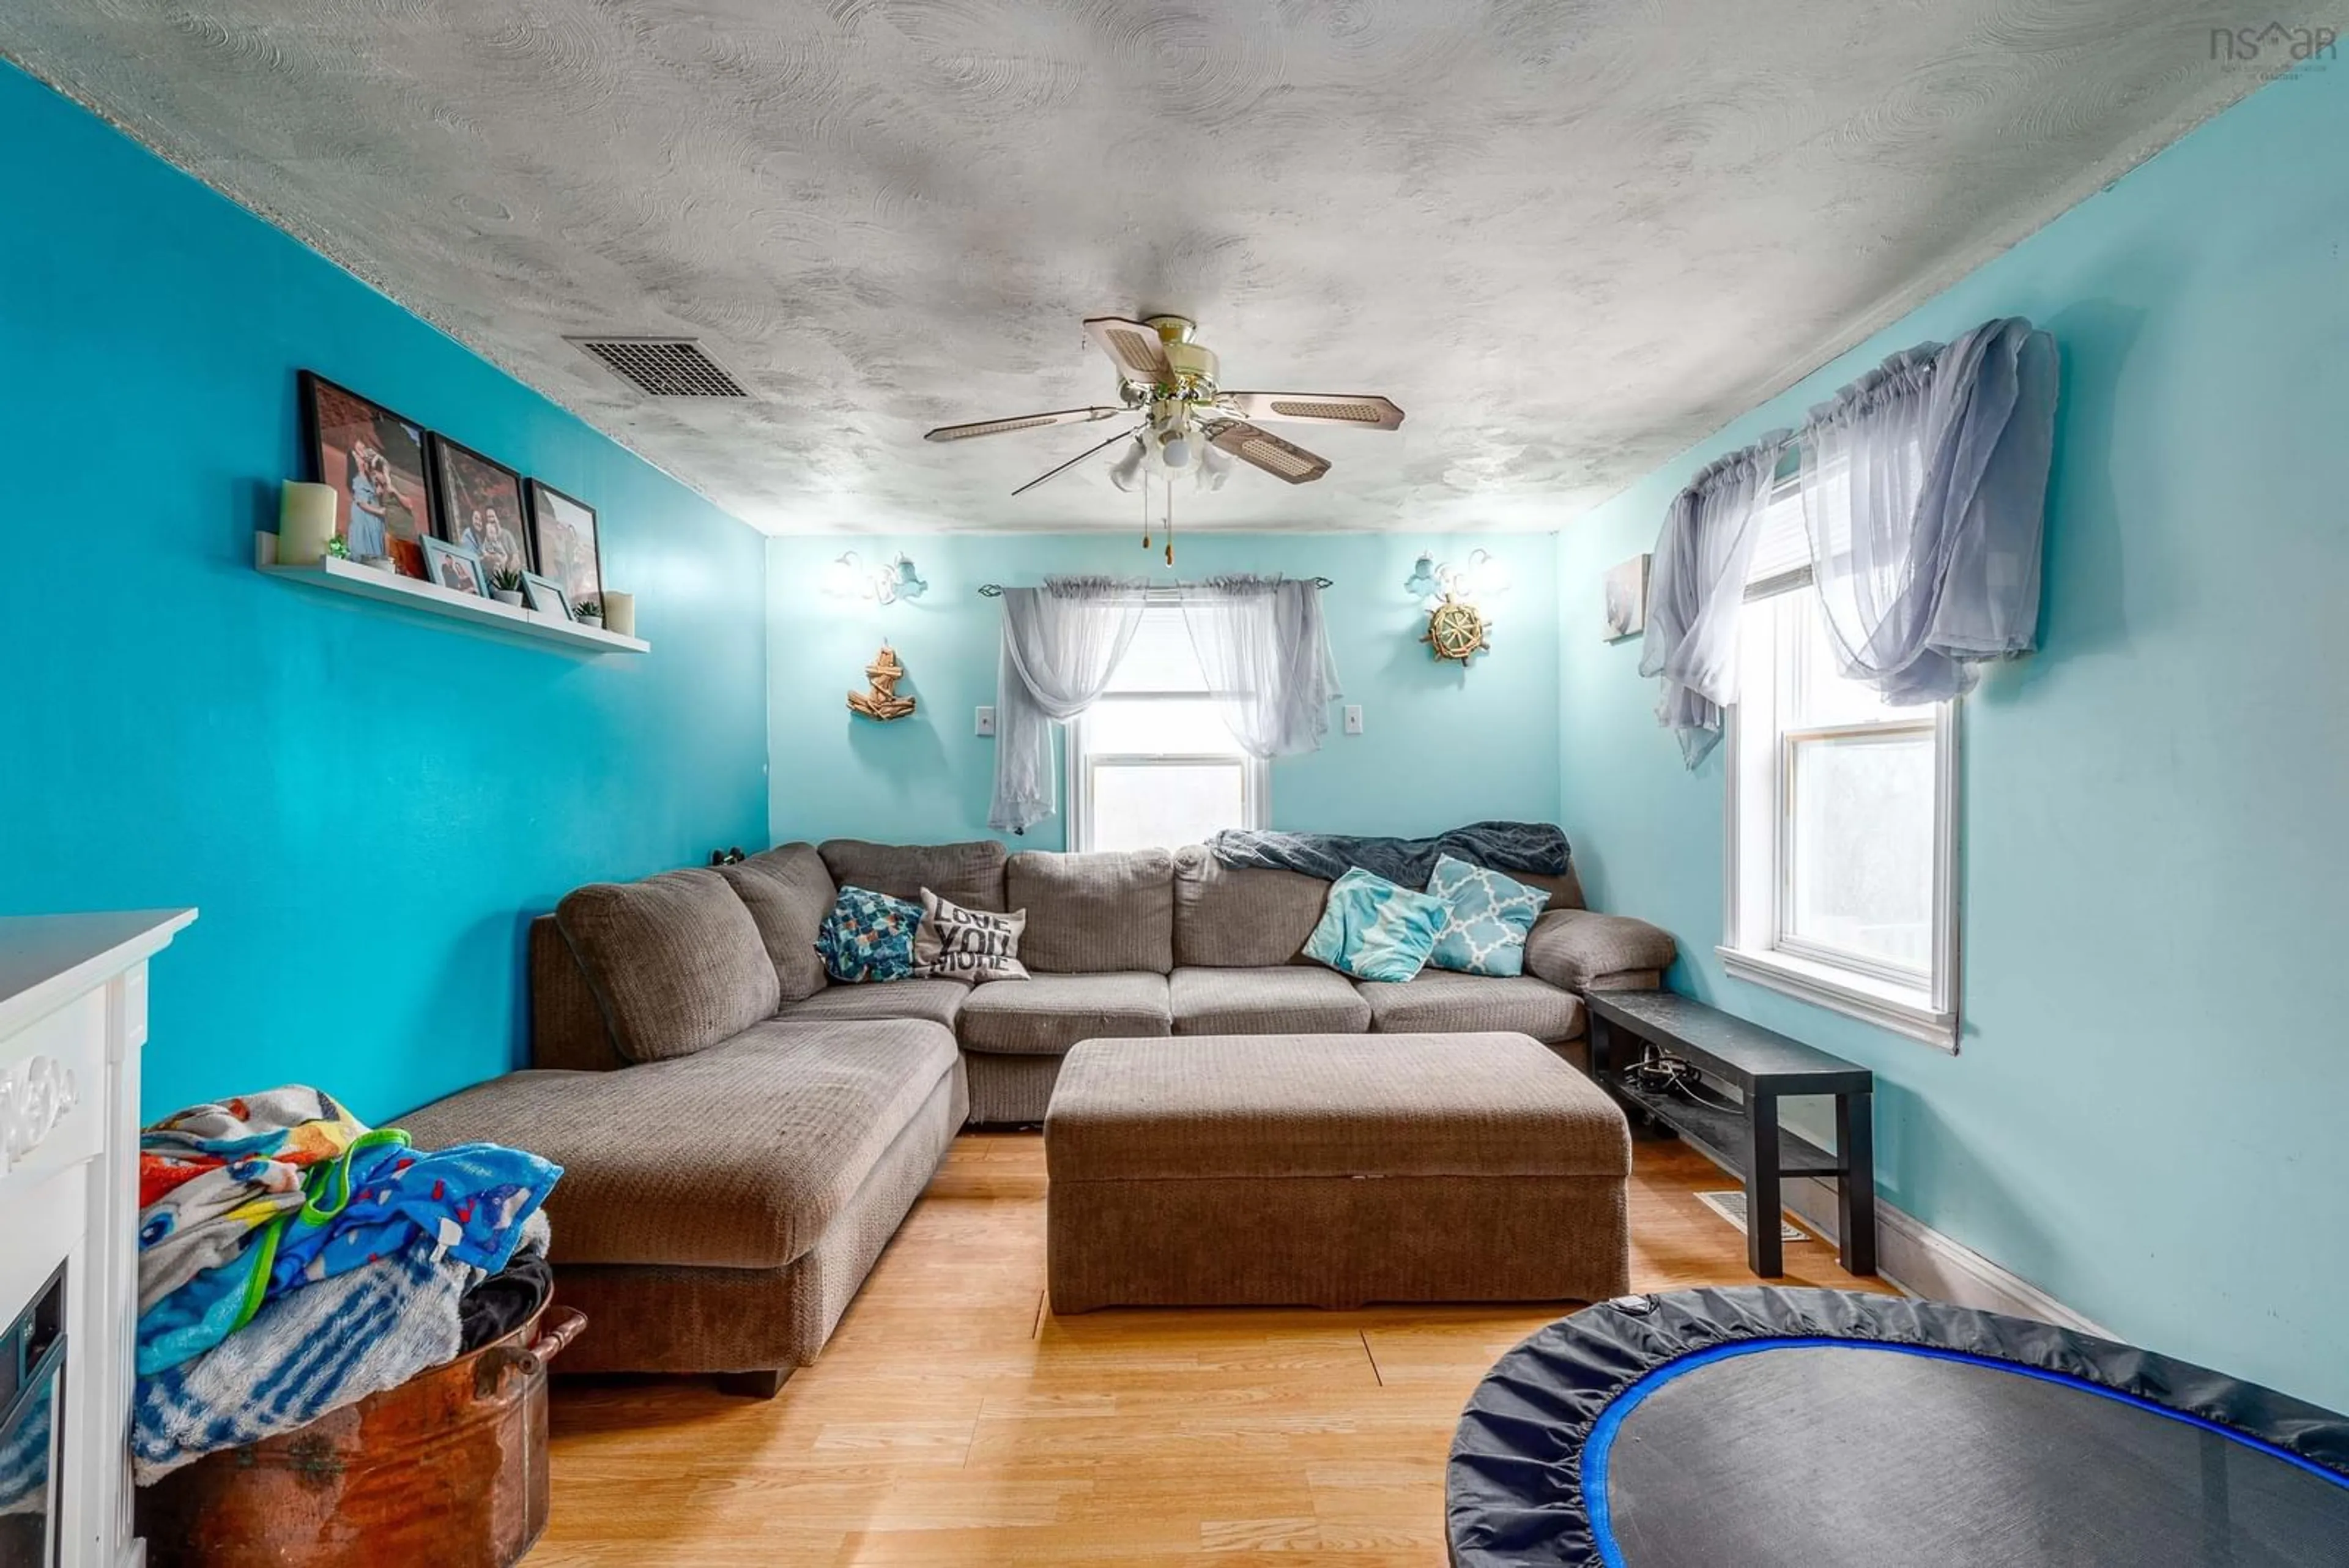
[1421,596,1492,664]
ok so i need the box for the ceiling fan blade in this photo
[924,407,1126,442]
[1209,421,1331,485]
[1222,393,1405,431]
[1011,426,1141,497]
[1083,317,1171,387]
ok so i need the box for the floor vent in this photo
[568,336,749,398]
[1696,1190,1808,1244]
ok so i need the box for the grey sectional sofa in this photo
[399,836,1674,1389]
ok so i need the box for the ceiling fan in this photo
[922,316,1405,543]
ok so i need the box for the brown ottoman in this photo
[1044,1031,1631,1312]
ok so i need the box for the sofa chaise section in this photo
[401,1017,965,1379]
[403,860,967,1388]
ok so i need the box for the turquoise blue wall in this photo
[1557,69,2349,1409]
[769,532,1559,849]
[0,65,769,1123]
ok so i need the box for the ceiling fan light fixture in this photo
[1108,438,1146,492]
[934,313,1392,496]
[1198,442,1233,490]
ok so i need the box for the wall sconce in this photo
[825,550,928,605]
[1405,548,1510,609]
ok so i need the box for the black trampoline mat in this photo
[1600,1344,2349,1568]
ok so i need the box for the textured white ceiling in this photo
[1,2,2301,534]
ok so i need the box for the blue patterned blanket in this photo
[1206,821,1571,886]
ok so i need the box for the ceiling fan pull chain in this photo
[1140,480,1151,552]
[1165,478,1176,567]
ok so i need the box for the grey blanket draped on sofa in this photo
[1206,822,1572,886]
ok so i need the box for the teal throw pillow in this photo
[1303,868,1450,983]
[814,885,920,983]
[1423,853,1548,977]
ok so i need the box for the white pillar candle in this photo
[601,590,636,637]
[278,480,338,565]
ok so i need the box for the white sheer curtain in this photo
[1174,575,1343,759]
[1641,440,1787,767]
[1798,316,2058,704]
[989,577,1145,833]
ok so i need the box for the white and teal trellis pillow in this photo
[1423,853,1548,977]
[1302,868,1451,983]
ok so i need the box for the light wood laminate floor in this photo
[536,1129,1891,1566]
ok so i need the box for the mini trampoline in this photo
[1447,1287,2349,1567]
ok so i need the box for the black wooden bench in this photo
[1585,990,1876,1277]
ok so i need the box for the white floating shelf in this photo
[253,532,649,654]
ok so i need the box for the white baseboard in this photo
[1776,1173,2107,1336]
[1673,1128,2107,1334]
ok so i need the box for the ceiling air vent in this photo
[568,336,749,398]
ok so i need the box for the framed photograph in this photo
[522,571,573,620]
[426,433,532,582]
[421,538,488,598]
[1603,553,1651,641]
[527,480,603,608]
[299,371,437,579]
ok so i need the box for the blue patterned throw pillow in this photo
[1423,853,1549,977]
[1303,868,1450,983]
[814,885,920,983]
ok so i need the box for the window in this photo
[1067,604,1266,852]
[1722,480,1959,1049]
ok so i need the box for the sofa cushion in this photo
[1303,869,1449,983]
[1424,853,1549,978]
[716,842,835,1003]
[959,971,1171,1056]
[817,838,1008,912]
[1169,967,1372,1035]
[1171,846,1330,968]
[776,978,969,1031]
[1008,849,1174,974]
[557,868,781,1063]
[1523,908,1678,992]
[1356,970,1586,1043]
[395,1017,960,1269]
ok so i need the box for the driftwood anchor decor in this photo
[848,644,918,721]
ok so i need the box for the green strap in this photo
[229,1217,285,1334]
[226,1127,415,1336]
[298,1127,412,1226]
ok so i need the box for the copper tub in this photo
[139,1305,585,1567]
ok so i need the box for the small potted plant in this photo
[573,596,604,630]
[489,567,526,606]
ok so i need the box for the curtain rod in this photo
[976,576,1334,598]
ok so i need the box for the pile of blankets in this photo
[127,1085,561,1482]
[1207,820,1573,886]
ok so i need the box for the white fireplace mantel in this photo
[1,910,195,1568]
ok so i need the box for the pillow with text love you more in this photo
[913,889,1029,983]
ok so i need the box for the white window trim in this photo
[1063,592,1272,861]
[1720,504,1962,1052]
[1064,702,1270,852]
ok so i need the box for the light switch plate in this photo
[1343,704,1364,735]
[974,706,996,737]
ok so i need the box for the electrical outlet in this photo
[974,706,996,737]
[1343,704,1364,735]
